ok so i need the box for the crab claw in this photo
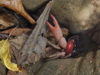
[46,14,67,49]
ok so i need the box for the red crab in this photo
[46,14,79,58]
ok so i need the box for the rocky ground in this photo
[35,46,100,75]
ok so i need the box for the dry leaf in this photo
[0,0,35,24]
[0,40,20,71]
[18,0,53,65]
[0,28,31,36]
[7,69,27,75]
[7,70,16,75]
[9,34,28,63]
[10,34,28,50]
[0,12,17,29]
[0,61,6,75]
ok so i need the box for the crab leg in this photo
[47,52,66,59]
[46,14,67,49]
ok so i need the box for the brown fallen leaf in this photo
[18,0,53,65]
[10,34,28,63]
[0,12,17,29]
[7,69,27,75]
[0,0,35,24]
[0,28,31,36]
[7,70,16,75]
[0,61,6,75]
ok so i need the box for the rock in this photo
[92,31,100,44]
[22,0,48,10]
[36,46,100,75]
[25,61,44,75]
[51,0,100,33]
[87,24,100,44]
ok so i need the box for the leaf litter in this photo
[0,0,69,74]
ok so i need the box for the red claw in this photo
[46,14,67,49]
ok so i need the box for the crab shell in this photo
[66,40,74,55]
